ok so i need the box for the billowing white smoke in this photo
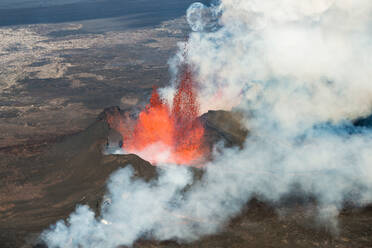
[42,0,372,247]
[186,0,372,125]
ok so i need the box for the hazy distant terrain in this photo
[0,0,206,27]
[0,0,108,9]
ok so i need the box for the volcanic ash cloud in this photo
[42,0,372,247]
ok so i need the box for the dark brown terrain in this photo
[0,108,371,247]
[1,4,372,247]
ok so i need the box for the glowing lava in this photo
[109,69,206,165]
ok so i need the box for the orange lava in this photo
[110,69,206,165]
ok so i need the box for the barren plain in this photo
[0,16,190,150]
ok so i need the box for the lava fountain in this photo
[108,68,206,165]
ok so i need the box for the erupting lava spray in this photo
[109,68,206,165]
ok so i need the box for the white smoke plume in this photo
[42,0,372,247]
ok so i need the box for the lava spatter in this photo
[109,69,206,165]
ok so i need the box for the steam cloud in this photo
[42,0,372,247]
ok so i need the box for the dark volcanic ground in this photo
[0,109,371,248]
[1,1,372,247]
